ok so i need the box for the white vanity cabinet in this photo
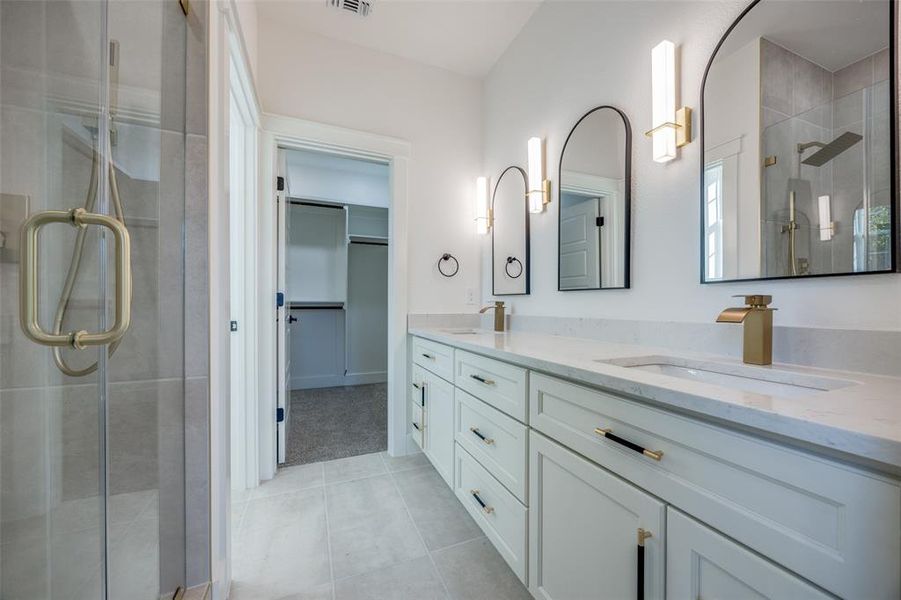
[422,369,454,486]
[666,509,832,599]
[410,341,455,486]
[407,334,901,599]
[529,431,665,600]
[410,338,454,486]
[530,371,901,599]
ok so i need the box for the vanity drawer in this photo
[455,388,528,503]
[412,336,454,382]
[455,350,528,422]
[410,401,425,451]
[530,372,900,599]
[454,444,528,584]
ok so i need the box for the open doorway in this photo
[278,148,390,466]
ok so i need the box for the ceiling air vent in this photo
[328,0,372,17]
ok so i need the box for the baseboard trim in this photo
[291,373,387,390]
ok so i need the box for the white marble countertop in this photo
[409,327,901,472]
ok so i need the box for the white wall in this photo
[233,0,258,80]
[346,242,389,382]
[287,204,347,303]
[257,26,483,313]
[482,1,901,331]
[286,149,390,208]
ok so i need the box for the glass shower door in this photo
[0,0,187,598]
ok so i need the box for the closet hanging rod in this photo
[287,199,345,210]
[288,303,345,310]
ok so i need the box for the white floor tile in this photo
[323,453,386,484]
[251,462,324,499]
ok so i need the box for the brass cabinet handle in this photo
[637,528,652,600]
[594,427,663,461]
[470,374,495,385]
[469,427,494,445]
[470,489,494,514]
[19,208,131,349]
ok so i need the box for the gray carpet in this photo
[285,383,388,466]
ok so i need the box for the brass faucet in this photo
[716,295,776,365]
[479,301,506,332]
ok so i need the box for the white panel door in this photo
[276,151,288,464]
[559,194,600,290]
[423,371,455,486]
[529,431,665,600]
[666,509,832,599]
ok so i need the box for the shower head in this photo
[799,131,862,167]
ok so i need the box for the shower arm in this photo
[797,141,825,154]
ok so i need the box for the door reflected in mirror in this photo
[558,106,632,290]
[492,166,530,295]
[702,0,896,282]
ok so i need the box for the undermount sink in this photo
[598,355,858,399]
[441,328,481,335]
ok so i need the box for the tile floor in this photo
[230,451,531,600]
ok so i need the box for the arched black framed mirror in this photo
[492,165,530,295]
[700,0,897,283]
[557,105,632,290]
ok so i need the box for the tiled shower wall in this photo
[760,39,890,276]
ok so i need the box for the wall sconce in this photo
[527,136,550,213]
[646,40,691,163]
[475,176,491,234]
[818,195,834,241]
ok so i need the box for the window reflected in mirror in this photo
[702,0,896,282]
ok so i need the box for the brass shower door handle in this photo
[20,208,132,349]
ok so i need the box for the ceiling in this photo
[718,0,888,72]
[256,0,543,78]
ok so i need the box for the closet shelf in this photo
[347,234,389,245]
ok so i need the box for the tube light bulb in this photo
[651,40,677,163]
[475,176,490,235]
[818,195,833,241]
[528,136,545,213]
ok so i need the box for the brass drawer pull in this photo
[470,374,495,385]
[469,427,495,445]
[20,208,131,350]
[470,489,494,514]
[594,427,664,461]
